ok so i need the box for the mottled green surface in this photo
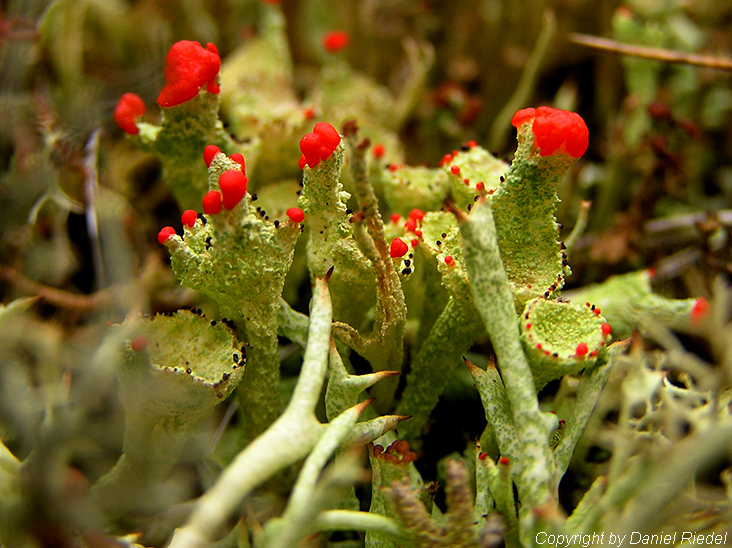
[117,310,243,414]
[94,310,243,517]
[565,269,696,339]
[298,141,377,326]
[382,165,449,216]
[520,298,609,389]
[136,91,240,210]
[491,123,575,308]
[165,153,302,436]
[443,145,507,209]
[396,212,484,441]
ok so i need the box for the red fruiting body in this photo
[690,297,710,323]
[298,155,307,170]
[219,170,248,210]
[511,106,589,158]
[299,122,341,168]
[511,107,537,128]
[372,143,385,159]
[157,226,176,244]
[130,335,147,352]
[202,190,223,215]
[389,238,408,258]
[450,165,461,175]
[476,182,485,191]
[286,207,305,223]
[181,209,198,228]
[203,145,221,167]
[388,164,400,172]
[408,209,425,221]
[392,440,410,454]
[499,456,510,465]
[410,239,419,248]
[440,154,453,166]
[444,256,455,266]
[157,41,221,108]
[389,213,401,224]
[322,30,350,53]
[601,323,612,336]
[303,107,315,120]
[404,219,417,233]
[229,153,245,169]
[575,342,589,357]
[114,93,146,135]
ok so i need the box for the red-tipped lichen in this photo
[181,210,198,228]
[286,207,305,223]
[157,41,221,108]
[202,190,223,215]
[372,143,385,159]
[299,122,341,168]
[130,335,147,352]
[219,170,248,210]
[203,145,221,167]
[690,297,710,323]
[158,226,176,244]
[114,93,146,135]
[511,106,589,158]
[389,238,408,258]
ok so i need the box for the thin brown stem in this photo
[569,32,732,72]
[0,264,113,311]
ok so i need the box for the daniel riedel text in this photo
[536,531,728,546]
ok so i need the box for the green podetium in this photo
[296,124,377,328]
[565,268,702,339]
[158,148,303,437]
[491,107,586,309]
[491,107,613,389]
[398,108,606,438]
[298,121,407,408]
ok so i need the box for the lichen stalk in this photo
[552,342,627,484]
[466,358,521,464]
[396,298,484,441]
[341,123,407,408]
[168,275,334,548]
[459,197,557,520]
[265,400,371,548]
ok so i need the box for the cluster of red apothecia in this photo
[114,40,221,133]
[372,439,417,464]
[511,106,589,158]
[298,122,341,169]
[157,144,305,245]
[114,20,352,134]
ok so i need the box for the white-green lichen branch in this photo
[262,400,372,548]
[458,197,557,525]
[167,273,335,548]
